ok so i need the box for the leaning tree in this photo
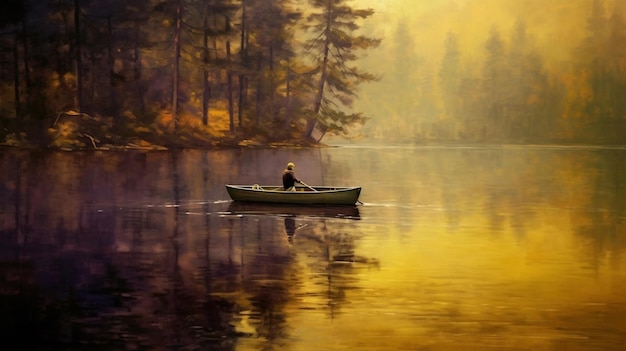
[302,0,380,139]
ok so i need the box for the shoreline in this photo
[0,138,328,152]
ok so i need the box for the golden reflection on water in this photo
[235,147,626,351]
[1,147,625,351]
[233,203,625,351]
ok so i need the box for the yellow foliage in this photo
[48,120,86,148]
[50,72,60,89]
[121,110,137,121]
[179,113,206,129]
[155,108,232,138]
[63,72,76,88]
[4,132,27,147]
[135,126,151,133]
[559,70,593,120]
[135,139,153,147]
[156,112,174,127]
[577,69,593,101]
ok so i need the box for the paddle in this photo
[299,181,318,192]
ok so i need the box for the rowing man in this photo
[282,162,302,191]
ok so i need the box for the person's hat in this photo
[287,162,295,170]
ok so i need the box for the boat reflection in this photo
[226,201,361,220]
[284,216,296,241]
[283,216,314,243]
[227,201,359,244]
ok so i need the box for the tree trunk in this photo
[74,0,82,113]
[306,0,332,138]
[202,13,210,126]
[172,0,182,130]
[284,63,291,131]
[89,53,96,107]
[133,21,145,113]
[202,72,210,126]
[107,16,118,116]
[237,0,247,128]
[255,52,262,126]
[227,41,234,133]
[13,33,20,116]
[21,21,31,105]
[268,44,275,120]
[238,75,246,128]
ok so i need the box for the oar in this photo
[299,181,318,192]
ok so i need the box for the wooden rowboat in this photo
[225,184,361,205]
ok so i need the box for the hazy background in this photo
[347,0,626,144]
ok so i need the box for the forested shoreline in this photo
[0,0,379,150]
[2,0,626,150]
[361,0,626,145]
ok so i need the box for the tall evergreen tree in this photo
[73,0,82,113]
[439,31,461,121]
[193,0,238,128]
[171,0,182,129]
[0,0,25,117]
[303,0,380,139]
[244,0,300,128]
[506,19,558,142]
[573,0,618,142]
[388,19,420,139]
[508,20,532,138]
[607,2,626,142]
[482,27,508,140]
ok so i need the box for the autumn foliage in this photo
[0,0,379,149]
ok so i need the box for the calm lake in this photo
[1,145,626,351]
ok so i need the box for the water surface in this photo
[1,145,625,350]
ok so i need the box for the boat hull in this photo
[225,185,361,205]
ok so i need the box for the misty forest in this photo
[1,0,625,149]
[361,0,626,145]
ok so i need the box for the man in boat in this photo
[282,162,302,191]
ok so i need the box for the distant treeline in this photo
[368,0,626,145]
[0,0,379,147]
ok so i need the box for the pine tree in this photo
[244,0,301,129]
[482,26,508,140]
[303,0,380,139]
[439,31,461,121]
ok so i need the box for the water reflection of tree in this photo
[246,256,293,350]
[434,148,626,266]
[574,150,626,266]
[0,151,249,351]
[229,216,296,350]
[295,221,379,319]
[1,152,379,348]
[152,151,239,349]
